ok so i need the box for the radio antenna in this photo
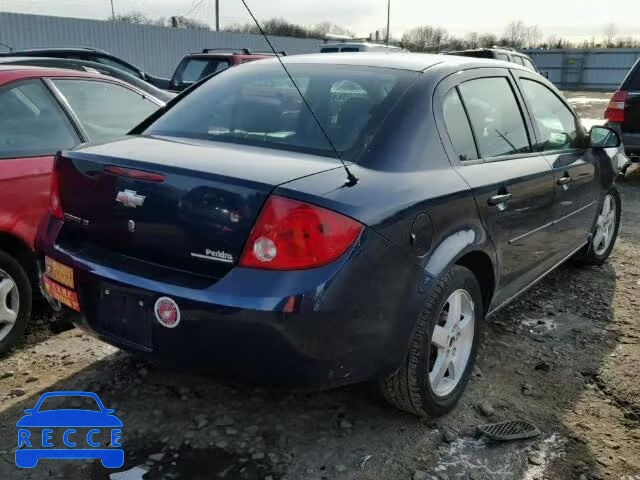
[239,0,358,187]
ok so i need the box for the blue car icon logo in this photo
[15,391,123,469]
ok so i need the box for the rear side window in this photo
[519,79,579,151]
[0,79,78,159]
[51,79,159,142]
[522,58,537,72]
[495,53,510,61]
[442,89,478,161]
[341,47,360,52]
[146,63,419,162]
[320,47,340,53]
[513,56,525,66]
[625,60,640,90]
[174,58,230,86]
[458,77,530,158]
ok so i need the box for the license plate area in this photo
[45,256,74,288]
[94,285,152,349]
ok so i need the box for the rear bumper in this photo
[36,215,431,388]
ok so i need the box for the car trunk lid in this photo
[56,135,340,278]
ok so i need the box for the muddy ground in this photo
[0,93,638,480]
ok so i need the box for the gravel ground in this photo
[0,92,638,480]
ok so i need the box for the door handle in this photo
[557,176,573,186]
[488,193,513,206]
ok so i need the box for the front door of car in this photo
[513,71,600,255]
[435,69,557,309]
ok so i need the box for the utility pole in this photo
[215,0,220,31]
[110,0,115,20]
[385,0,390,45]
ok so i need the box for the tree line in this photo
[113,13,640,50]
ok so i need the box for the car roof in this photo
[267,52,529,73]
[3,47,104,54]
[0,64,125,85]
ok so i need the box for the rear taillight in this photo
[239,196,363,270]
[50,157,64,220]
[605,90,628,123]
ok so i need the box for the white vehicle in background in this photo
[320,41,403,53]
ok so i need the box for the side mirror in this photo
[590,126,621,149]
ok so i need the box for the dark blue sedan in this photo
[36,53,623,416]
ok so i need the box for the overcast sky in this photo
[3,0,640,41]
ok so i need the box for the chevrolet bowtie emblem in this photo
[115,189,145,208]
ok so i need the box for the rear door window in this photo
[442,89,478,161]
[458,77,530,158]
[495,53,510,61]
[320,47,340,53]
[513,56,525,66]
[341,47,361,52]
[51,79,159,142]
[0,79,78,159]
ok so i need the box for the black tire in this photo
[579,187,621,266]
[0,250,32,356]
[380,265,483,417]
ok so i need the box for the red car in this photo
[0,66,165,354]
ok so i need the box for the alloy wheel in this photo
[0,268,20,342]
[428,289,475,397]
[593,194,616,256]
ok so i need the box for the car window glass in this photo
[52,79,159,143]
[175,59,230,85]
[94,56,141,77]
[458,77,530,158]
[0,79,78,159]
[320,47,340,53]
[495,53,509,61]
[146,63,419,162]
[38,395,101,412]
[341,47,360,52]
[442,89,478,161]
[520,79,579,151]
[513,56,525,66]
[522,58,537,71]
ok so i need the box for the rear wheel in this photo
[381,265,482,417]
[0,250,32,355]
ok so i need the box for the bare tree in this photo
[523,25,541,48]
[113,11,156,25]
[478,33,498,48]
[466,32,480,49]
[603,23,618,47]
[504,20,527,47]
[401,26,448,51]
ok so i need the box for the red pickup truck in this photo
[0,66,164,354]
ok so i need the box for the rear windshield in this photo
[624,59,640,90]
[147,63,419,161]
[173,58,231,87]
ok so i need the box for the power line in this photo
[181,0,207,18]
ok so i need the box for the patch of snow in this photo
[521,317,557,334]
[567,97,609,105]
[522,434,567,480]
[581,118,605,130]
[109,465,150,480]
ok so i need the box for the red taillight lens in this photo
[50,158,64,220]
[239,196,363,270]
[104,165,165,183]
[604,90,628,123]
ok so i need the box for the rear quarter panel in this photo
[0,156,53,249]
